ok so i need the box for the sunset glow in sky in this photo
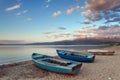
[0,0,120,44]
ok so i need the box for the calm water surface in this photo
[0,45,109,64]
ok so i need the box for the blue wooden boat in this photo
[32,53,82,74]
[56,50,95,62]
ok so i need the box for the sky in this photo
[0,0,120,44]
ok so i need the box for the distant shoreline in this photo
[0,44,110,47]
[0,44,111,65]
[0,45,113,66]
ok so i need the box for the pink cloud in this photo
[82,0,120,21]
[52,11,62,17]
[74,25,120,39]
[66,6,81,14]
[5,4,21,11]
[85,0,120,11]
[54,32,71,38]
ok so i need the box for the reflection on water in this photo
[0,45,109,64]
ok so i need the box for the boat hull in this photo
[88,49,115,55]
[57,50,95,62]
[32,53,82,74]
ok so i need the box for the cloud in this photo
[45,0,51,8]
[74,24,120,39]
[58,27,66,30]
[15,10,28,16]
[85,0,120,11]
[44,25,120,41]
[66,6,81,14]
[105,17,120,23]
[44,31,72,40]
[97,25,120,36]
[83,19,91,24]
[52,11,62,17]
[82,10,102,21]
[5,4,21,11]
[74,28,97,38]
[52,6,80,17]
[0,40,25,44]
[23,10,28,14]
[54,32,71,38]
[15,12,21,16]
[25,18,32,22]
[46,0,51,3]
[43,31,56,34]
[45,5,49,8]
[82,0,120,22]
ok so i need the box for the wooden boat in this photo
[87,49,115,55]
[32,53,82,74]
[56,50,95,62]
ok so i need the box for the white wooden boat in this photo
[87,49,115,55]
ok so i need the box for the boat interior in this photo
[37,58,72,66]
[64,51,88,57]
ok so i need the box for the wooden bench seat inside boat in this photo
[50,58,71,66]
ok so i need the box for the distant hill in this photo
[28,38,120,45]
[0,38,120,45]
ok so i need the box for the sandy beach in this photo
[0,46,120,80]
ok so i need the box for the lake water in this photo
[0,45,109,65]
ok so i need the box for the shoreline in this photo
[0,44,110,65]
[0,46,120,80]
[0,44,110,47]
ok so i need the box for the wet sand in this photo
[0,46,120,80]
